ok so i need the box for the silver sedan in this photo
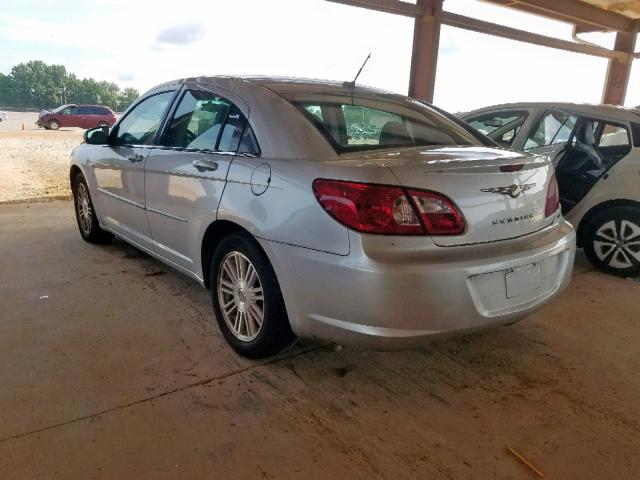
[70,76,576,357]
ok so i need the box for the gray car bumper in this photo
[264,221,576,350]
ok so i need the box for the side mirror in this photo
[84,126,109,145]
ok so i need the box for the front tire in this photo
[48,120,60,130]
[210,232,295,358]
[72,173,113,244]
[583,206,640,277]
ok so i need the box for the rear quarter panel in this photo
[217,155,402,256]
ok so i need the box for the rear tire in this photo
[210,232,295,358]
[48,120,60,130]
[97,121,108,128]
[72,173,113,244]
[583,206,640,277]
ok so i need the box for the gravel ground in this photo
[0,112,84,202]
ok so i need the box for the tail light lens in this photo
[545,173,560,218]
[312,179,465,236]
[407,189,465,235]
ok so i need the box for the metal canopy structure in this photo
[327,0,639,105]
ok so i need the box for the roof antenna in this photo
[343,52,371,89]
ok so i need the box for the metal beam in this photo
[442,11,628,59]
[602,30,637,105]
[484,0,635,33]
[328,0,628,59]
[408,0,443,102]
[326,0,417,17]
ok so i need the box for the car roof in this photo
[465,102,640,123]
[158,75,396,97]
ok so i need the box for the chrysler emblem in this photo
[481,183,535,199]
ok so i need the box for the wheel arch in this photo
[201,220,270,289]
[69,164,83,191]
[576,198,640,247]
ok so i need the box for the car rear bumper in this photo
[264,220,576,350]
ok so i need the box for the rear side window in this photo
[238,125,260,155]
[524,111,577,150]
[293,97,478,153]
[77,106,89,115]
[595,122,631,162]
[164,89,246,152]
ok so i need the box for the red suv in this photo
[36,104,117,130]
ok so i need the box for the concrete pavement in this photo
[1,200,639,479]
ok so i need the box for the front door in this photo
[145,86,249,270]
[89,90,175,249]
[60,105,79,127]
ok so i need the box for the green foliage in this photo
[0,60,139,111]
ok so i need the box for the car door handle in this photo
[127,153,144,163]
[192,158,218,172]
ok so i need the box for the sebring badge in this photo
[481,183,536,199]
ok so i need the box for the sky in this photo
[0,0,638,112]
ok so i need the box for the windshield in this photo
[52,104,72,113]
[290,94,480,153]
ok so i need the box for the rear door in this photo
[88,90,176,249]
[521,110,577,160]
[76,106,92,128]
[144,84,249,270]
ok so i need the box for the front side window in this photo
[524,111,577,150]
[293,96,478,153]
[113,91,173,146]
[62,106,77,115]
[164,90,247,152]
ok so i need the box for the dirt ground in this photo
[0,112,83,202]
[0,200,639,479]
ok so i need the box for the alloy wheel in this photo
[216,251,265,342]
[76,183,93,235]
[593,219,640,269]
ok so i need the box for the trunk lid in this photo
[351,146,555,246]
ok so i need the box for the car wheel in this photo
[583,206,640,277]
[48,120,60,130]
[72,173,113,244]
[210,232,295,358]
[97,121,108,128]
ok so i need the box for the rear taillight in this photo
[312,179,465,236]
[545,173,560,218]
[406,189,466,235]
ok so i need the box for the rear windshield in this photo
[291,95,480,153]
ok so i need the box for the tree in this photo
[117,87,140,112]
[9,60,67,109]
[0,60,139,111]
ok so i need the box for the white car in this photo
[0,111,8,122]
[464,103,640,277]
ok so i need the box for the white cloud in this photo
[156,23,205,45]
